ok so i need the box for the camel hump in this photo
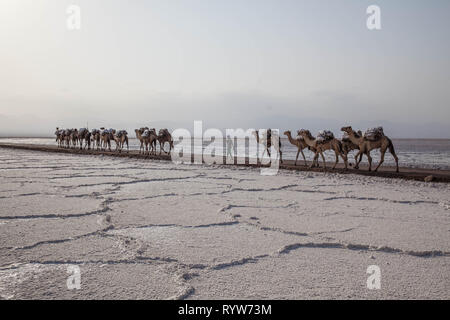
[159,128,170,136]
[316,130,334,143]
[117,130,127,137]
[364,127,384,141]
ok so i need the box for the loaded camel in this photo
[91,129,101,150]
[283,130,312,166]
[78,128,91,150]
[69,129,79,149]
[135,128,146,154]
[55,128,64,148]
[135,127,157,155]
[112,130,129,153]
[252,129,283,164]
[157,129,173,154]
[63,129,71,148]
[341,126,399,172]
[340,129,363,166]
[99,128,111,151]
[297,129,348,170]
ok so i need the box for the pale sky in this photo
[0,0,449,137]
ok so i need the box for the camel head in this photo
[341,126,353,134]
[283,130,291,137]
[136,128,147,135]
[341,126,362,138]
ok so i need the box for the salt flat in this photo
[0,148,449,299]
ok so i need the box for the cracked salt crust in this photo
[0,148,449,299]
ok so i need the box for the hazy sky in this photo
[1,0,449,137]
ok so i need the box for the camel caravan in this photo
[283,126,399,172]
[55,125,398,172]
[55,126,173,155]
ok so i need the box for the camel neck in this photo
[286,133,296,145]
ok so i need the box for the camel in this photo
[78,128,91,150]
[91,129,101,150]
[135,127,147,154]
[63,129,71,148]
[112,130,129,153]
[135,127,157,155]
[341,130,361,157]
[55,128,64,148]
[339,128,363,166]
[157,129,173,154]
[341,126,399,172]
[69,129,79,149]
[144,128,158,155]
[99,128,111,151]
[283,130,312,166]
[297,129,348,170]
[252,129,283,164]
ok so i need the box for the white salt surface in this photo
[0,148,449,299]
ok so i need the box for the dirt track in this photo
[1,142,449,183]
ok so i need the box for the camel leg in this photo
[309,152,319,169]
[301,149,307,167]
[279,149,282,164]
[320,152,326,170]
[354,150,364,169]
[126,138,129,153]
[354,153,362,167]
[367,152,372,171]
[314,153,320,167]
[295,149,300,166]
[332,151,339,170]
[388,142,399,173]
[341,153,348,170]
[374,150,385,172]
